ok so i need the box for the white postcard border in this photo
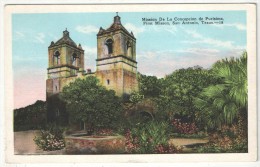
[3,3,257,163]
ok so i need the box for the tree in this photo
[61,76,123,132]
[138,73,163,98]
[159,66,219,123]
[195,52,247,130]
[14,100,46,131]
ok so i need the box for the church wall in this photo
[60,46,66,65]
[123,69,138,95]
[46,79,54,97]
[80,51,84,69]
[96,61,137,96]
[47,72,88,97]
[48,49,54,67]
[115,33,126,56]
[48,66,77,78]
[96,57,136,70]
[96,69,124,96]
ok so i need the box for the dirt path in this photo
[14,130,41,154]
[169,138,209,147]
[169,138,209,153]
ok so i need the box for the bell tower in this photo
[46,29,84,96]
[46,29,84,124]
[96,13,138,97]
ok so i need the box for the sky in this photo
[12,11,246,109]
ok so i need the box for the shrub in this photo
[125,121,182,154]
[197,140,247,153]
[154,143,182,154]
[34,125,65,151]
[197,125,248,153]
[125,129,140,153]
[122,98,157,133]
[129,92,144,104]
[171,119,198,134]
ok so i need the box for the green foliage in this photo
[123,97,158,132]
[197,136,248,153]
[34,125,65,151]
[138,73,163,98]
[159,66,219,123]
[193,124,247,153]
[124,53,248,154]
[194,52,247,130]
[125,121,172,153]
[171,119,198,134]
[61,76,123,132]
[129,92,144,104]
[212,52,247,107]
[14,100,46,131]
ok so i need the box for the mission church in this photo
[46,14,138,124]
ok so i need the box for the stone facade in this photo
[65,135,126,154]
[96,14,138,96]
[46,14,138,124]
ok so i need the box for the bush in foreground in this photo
[125,121,182,154]
[34,125,65,151]
[197,125,247,153]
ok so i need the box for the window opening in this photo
[105,39,113,54]
[107,79,110,85]
[72,53,78,66]
[53,51,60,65]
[126,41,132,58]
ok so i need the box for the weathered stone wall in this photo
[96,60,138,96]
[123,69,138,94]
[46,71,92,97]
[96,69,124,96]
[65,135,126,154]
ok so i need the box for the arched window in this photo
[53,51,60,65]
[72,53,78,66]
[105,39,113,54]
[126,41,132,58]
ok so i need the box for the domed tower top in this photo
[113,12,121,24]
[47,29,85,79]
[97,12,135,39]
[63,28,70,37]
[49,28,81,49]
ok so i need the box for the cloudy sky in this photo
[12,11,246,108]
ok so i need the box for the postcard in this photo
[4,3,257,163]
